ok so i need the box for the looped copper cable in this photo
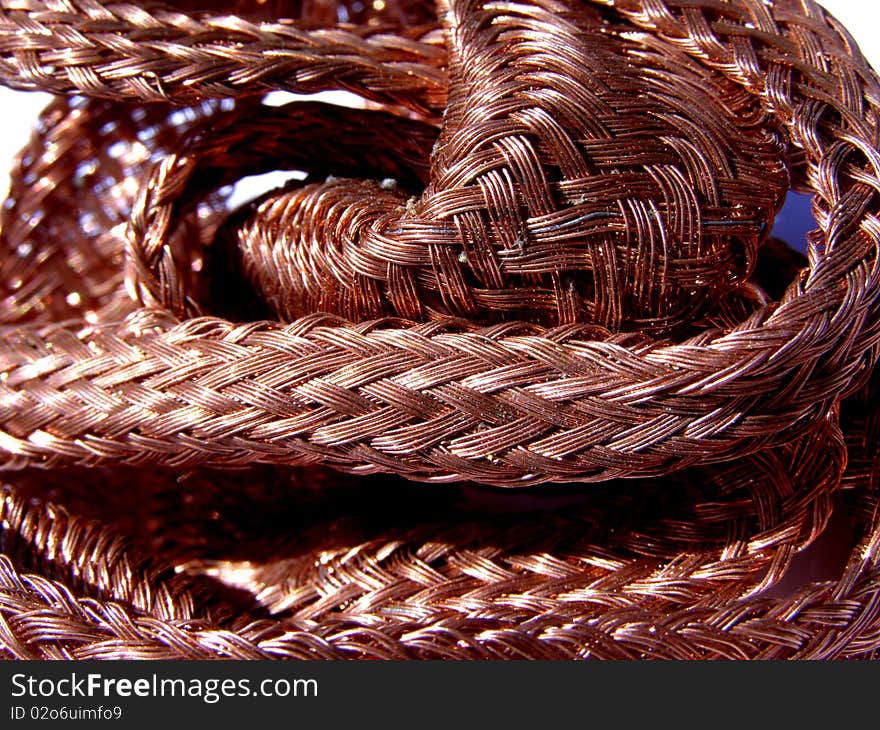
[4,370,880,659]
[136,0,790,331]
[2,407,867,659]
[0,0,876,485]
[1,0,880,661]
[123,100,437,316]
[0,95,245,327]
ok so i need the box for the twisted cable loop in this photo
[122,2,792,330]
[124,99,437,317]
[0,95,244,327]
[232,3,789,329]
[6,409,880,660]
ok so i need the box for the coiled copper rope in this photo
[0,0,878,659]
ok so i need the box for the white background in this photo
[0,1,877,193]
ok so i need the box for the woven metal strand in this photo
[0,0,878,659]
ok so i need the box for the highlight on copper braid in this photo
[6,406,880,660]
[0,95,257,327]
[0,0,879,488]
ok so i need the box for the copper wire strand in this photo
[0,0,878,658]
[4,406,879,660]
[0,1,448,113]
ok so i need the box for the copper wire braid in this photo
[0,1,447,113]
[0,0,878,659]
[0,407,870,660]
[3,387,880,660]
[0,0,878,484]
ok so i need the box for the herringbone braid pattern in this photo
[0,0,876,483]
[0,0,447,113]
[4,407,879,660]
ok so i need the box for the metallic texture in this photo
[0,0,877,485]
[0,0,878,658]
[0,1,447,112]
[1,392,879,659]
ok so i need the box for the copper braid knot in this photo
[79,0,880,489]
[138,1,791,333]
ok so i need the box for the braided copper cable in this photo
[3,408,874,660]
[0,95,246,326]
[0,0,879,659]
[0,0,877,484]
[0,1,447,113]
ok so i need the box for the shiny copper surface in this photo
[0,0,878,658]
